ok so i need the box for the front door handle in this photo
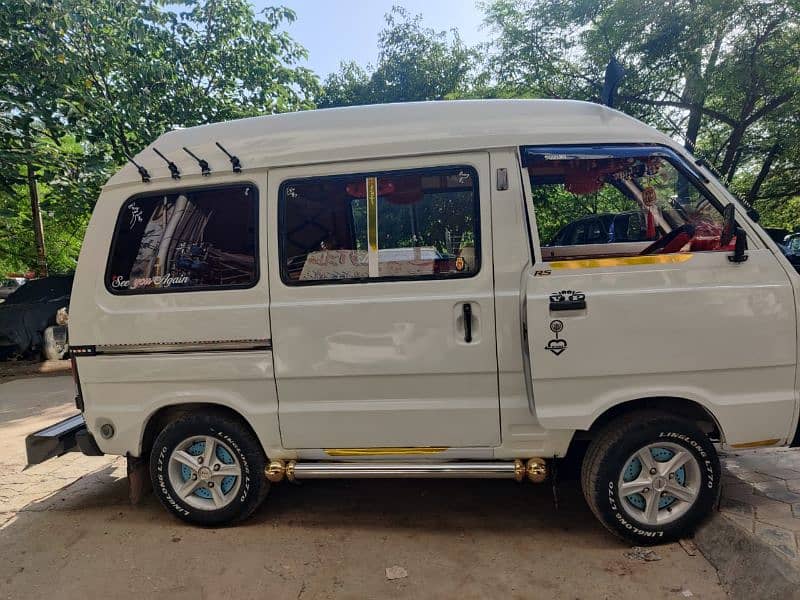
[549,291,586,311]
[463,303,473,343]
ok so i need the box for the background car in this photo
[0,278,25,301]
[0,274,73,360]
[782,233,800,272]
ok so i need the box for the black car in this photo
[0,274,73,359]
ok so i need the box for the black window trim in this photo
[278,165,482,287]
[104,182,260,296]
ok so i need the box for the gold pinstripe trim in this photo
[730,439,781,449]
[324,447,448,457]
[550,254,694,270]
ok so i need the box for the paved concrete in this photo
[718,449,800,560]
[0,376,727,599]
[693,449,800,600]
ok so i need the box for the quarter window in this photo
[279,166,480,284]
[106,184,257,293]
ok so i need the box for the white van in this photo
[26,100,800,543]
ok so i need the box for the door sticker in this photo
[545,319,567,356]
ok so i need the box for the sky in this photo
[252,0,488,78]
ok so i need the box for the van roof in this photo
[108,99,669,188]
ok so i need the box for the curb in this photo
[694,512,800,600]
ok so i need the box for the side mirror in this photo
[728,227,748,264]
[720,203,736,246]
[747,208,760,223]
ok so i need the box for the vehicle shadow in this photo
[5,459,616,548]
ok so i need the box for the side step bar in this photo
[266,458,548,483]
[25,413,104,467]
[25,414,85,467]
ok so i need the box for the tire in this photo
[42,326,68,361]
[581,411,720,545]
[150,412,269,526]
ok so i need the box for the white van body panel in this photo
[67,100,800,460]
[267,153,501,449]
[523,249,797,445]
[105,100,665,189]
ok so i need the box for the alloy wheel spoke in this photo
[620,478,651,496]
[643,490,660,525]
[660,450,691,477]
[173,450,198,470]
[202,436,217,466]
[177,476,201,499]
[214,463,241,478]
[209,483,226,508]
[665,482,697,504]
[636,448,657,473]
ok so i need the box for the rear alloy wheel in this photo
[150,412,269,525]
[581,411,720,544]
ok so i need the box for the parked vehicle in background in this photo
[543,211,654,260]
[0,275,72,360]
[0,278,25,301]
[784,234,800,272]
[25,100,800,545]
[764,227,790,247]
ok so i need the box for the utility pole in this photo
[26,163,48,277]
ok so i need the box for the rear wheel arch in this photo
[140,403,264,458]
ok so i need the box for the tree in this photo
[481,0,800,228]
[318,6,475,107]
[0,0,319,275]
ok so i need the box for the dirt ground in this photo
[0,359,70,382]
[0,376,728,599]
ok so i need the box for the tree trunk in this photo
[26,163,48,277]
[746,143,780,206]
[719,123,747,183]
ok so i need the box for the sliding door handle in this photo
[462,303,473,343]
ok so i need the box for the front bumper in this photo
[25,414,103,467]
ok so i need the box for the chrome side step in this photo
[266,458,547,483]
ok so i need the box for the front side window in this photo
[107,184,257,293]
[523,147,729,262]
[279,166,480,284]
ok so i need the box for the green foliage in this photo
[481,0,800,231]
[318,6,476,107]
[0,0,318,275]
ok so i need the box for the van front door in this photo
[268,154,500,449]
[521,145,798,447]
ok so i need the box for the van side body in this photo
[51,100,800,540]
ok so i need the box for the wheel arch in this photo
[586,396,724,441]
[140,402,264,458]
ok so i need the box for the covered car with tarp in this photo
[0,275,73,359]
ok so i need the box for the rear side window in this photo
[106,184,258,294]
[279,166,480,284]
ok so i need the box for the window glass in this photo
[527,152,728,261]
[107,185,257,293]
[280,166,480,283]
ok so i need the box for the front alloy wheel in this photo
[581,411,720,544]
[618,442,701,527]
